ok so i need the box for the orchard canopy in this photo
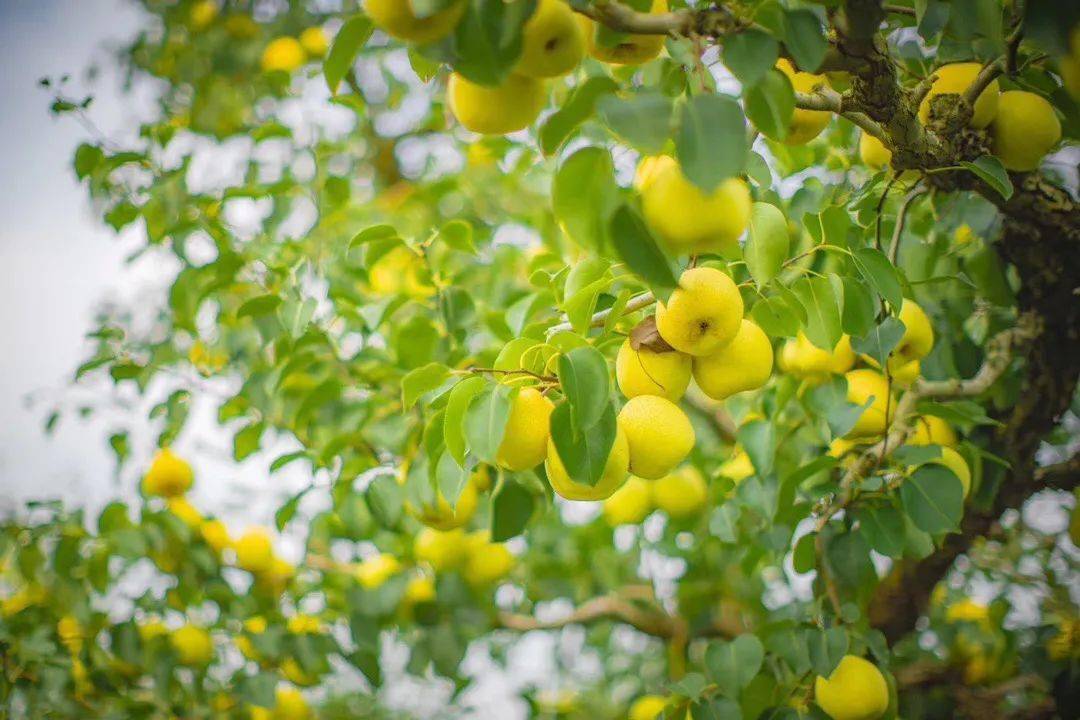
[5,0,1080,718]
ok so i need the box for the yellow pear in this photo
[718,449,755,482]
[234,527,274,574]
[602,476,654,526]
[859,132,892,170]
[365,0,466,44]
[516,0,586,78]
[369,245,434,298]
[546,427,630,501]
[142,448,194,497]
[167,497,203,528]
[652,466,707,519]
[497,387,555,471]
[655,268,744,356]
[462,532,515,586]
[403,574,436,605]
[578,0,668,65]
[845,369,895,439]
[189,0,219,30]
[629,695,669,720]
[354,552,401,589]
[908,415,958,447]
[897,299,934,359]
[639,155,752,254]
[692,319,773,400]
[299,27,329,58]
[779,333,855,379]
[615,339,692,401]
[991,90,1062,171]
[448,72,547,135]
[814,655,889,720]
[261,37,306,73]
[171,625,214,666]
[274,687,311,720]
[414,527,470,572]
[618,395,695,480]
[919,62,999,128]
[776,60,832,144]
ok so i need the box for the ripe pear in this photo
[299,27,329,58]
[414,527,470,571]
[991,90,1062,171]
[142,447,194,497]
[578,0,668,65]
[368,246,435,298]
[171,625,214,666]
[463,532,515,586]
[448,72,548,135]
[639,156,752,254]
[618,395,695,480]
[845,369,895,439]
[545,427,630,501]
[718,449,754,482]
[407,472,481,531]
[897,299,934,359]
[616,339,692,401]
[234,527,274,574]
[655,268,744,356]
[261,37,306,73]
[516,0,586,78]
[629,695,669,720]
[692,319,774,400]
[919,62,1000,128]
[496,387,555,471]
[814,655,889,720]
[859,132,892,170]
[602,476,654,526]
[908,414,958,447]
[778,332,855,379]
[354,552,401,589]
[652,466,708,519]
[776,60,832,144]
[274,687,311,720]
[365,0,466,44]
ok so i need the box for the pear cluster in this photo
[364,0,672,136]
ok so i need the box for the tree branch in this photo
[546,290,655,338]
[497,591,682,638]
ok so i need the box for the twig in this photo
[497,592,680,638]
[795,90,888,142]
[888,186,929,263]
[882,4,917,17]
[1033,452,1080,490]
[464,367,558,384]
[962,57,1006,107]
[546,291,656,338]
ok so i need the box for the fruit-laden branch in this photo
[497,590,683,638]
[1033,452,1080,490]
[572,1,748,38]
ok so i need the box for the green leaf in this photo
[549,401,617,487]
[367,474,404,528]
[676,94,748,192]
[722,30,780,87]
[784,9,828,72]
[464,384,513,464]
[74,143,104,179]
[900,464,964,534]
[437,219,476,253]
[324,15,374,94]
[349,224,399,250]
[704,634,765,698]
[804,375,869,439]
[791,275,842,351]
[437,0,536,85]
[540,76,619,155]
[737,419,775,477]
[275,486,312,531]
[750,296,801,337]
[962,155,1013,200]
[745,202,789,287]
[609,204,679,294]
[691,698,743,720]
[851,316,906,368]
[840,276,877,338]
[402,363,453,410]
[597,92,674,155]
[852,247,903,311]
[792,532,817,574]
[233,421,264,461]
[557,346,611,435]
[237,294,282,320]
[806,626,848,677]
[491,477,534,541]
[444,376,487,466]
[744,69,794,141]
[826,529,876,588]
[553,146,618,250]
[854,503,906,559]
